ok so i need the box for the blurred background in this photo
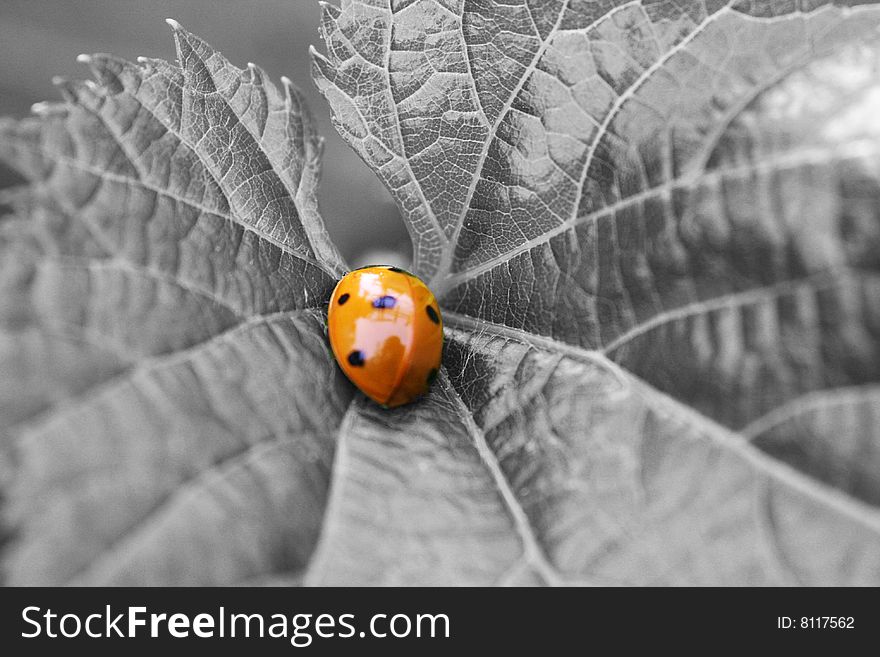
[0,0,411,268]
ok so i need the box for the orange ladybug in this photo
[327,266,443,408]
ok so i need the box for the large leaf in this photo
[0,21,352,584]
[311,0,880,584]
[2,1,879,587]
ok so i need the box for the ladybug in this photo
[327,265,443,408]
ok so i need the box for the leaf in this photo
[311,0,880,584]
[306,387,537,586]
[3,2,880,587]
[0,21,351,584]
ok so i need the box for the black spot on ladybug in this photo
[338,293,350,305]
[427,368,438,385]
[347,350,365,367]
[426,305,440,324]
[387,266,405,273]
[372,295,397,309]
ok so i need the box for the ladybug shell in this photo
[327,266,443,408]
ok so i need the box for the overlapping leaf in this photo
[311,0,880,583]
[2,0,879,586]
[0,22,351,584]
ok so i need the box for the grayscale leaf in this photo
[311,0,880,584]
[3,1,879,587]
[0,22,351,584]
